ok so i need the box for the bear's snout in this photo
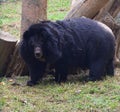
[34,47,43,59]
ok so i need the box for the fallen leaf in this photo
[0,82,5,85]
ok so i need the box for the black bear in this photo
[19,17,115,85]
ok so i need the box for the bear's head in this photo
[23,22,62,63]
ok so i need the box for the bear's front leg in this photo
[27,61,46,86]
[55,62,68,83]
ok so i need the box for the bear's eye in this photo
[29,40,34,46]
[40,38,44,42]
[41,37,48,43]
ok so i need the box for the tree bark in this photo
[5,0,47,77]
[70,0,84,9]
[21,0,47,33]
[94,0,115,20]
[65,0,109,19]
[0,31,17,76]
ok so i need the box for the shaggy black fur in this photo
[19,17,115,85]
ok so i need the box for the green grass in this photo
[0,1,21,37]
[0,0,120,112]
[1,74,120,112]
[47,0,70,20]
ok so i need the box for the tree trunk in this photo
[5,0,47,77]
[70,0,84,9]
[21,0,47,33]
[65,0,120,67]
[0,31,17,76]
[65,0,109,19]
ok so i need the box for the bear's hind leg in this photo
[106,59,114,76]
[88,60,106,81]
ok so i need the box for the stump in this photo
[0,30,17,76]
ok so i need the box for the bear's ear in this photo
[23,30,30,41]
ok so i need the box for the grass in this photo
[0,0,120,112]
[47,0,70,20]
[0,1,21,37]
[1,74,120,112]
